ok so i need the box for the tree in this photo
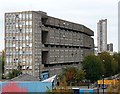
[59,67,85,86]
[118,53,120,73]
[113,52,120,73]
[107,79,120,94]
[7,69,22,79]
[46,77,73,94]
[99,52,118,77]
[1,51,5,74]
[6,54,22,79]
[59,67,77,85]
[75,69,86,84]
[0,50,5,79]
[53,77,73,94]
[112,58,118,75]
[83,54,104,82]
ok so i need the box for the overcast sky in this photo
[0,0,119,52]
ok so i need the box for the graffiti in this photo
[0,81,52,93]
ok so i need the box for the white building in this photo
[97,19,107,53]
[118,1,120,52]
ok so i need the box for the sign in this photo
[98,80,118,85]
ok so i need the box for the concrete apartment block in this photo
[4,11,94,79]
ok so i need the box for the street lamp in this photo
[88,80,90,89]
[102,75,104,94]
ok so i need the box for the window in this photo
[13,37,15,39]
[22,14,26,19]
[16,47,18,49]
[26,36,29,40]
[26,29,29,33]
[19,36,22,40]
[29,28,32,33]
[23,43,25,47]
[19,29,22,32]
[29,43,32,47]
[29,21,32,25]
[26,21,29,25]
[19,51,22,54]
[26,14,29,19]
[19,14,22,19]
[29,37,32,41]
[22,21,25,26]
[29,58,32,64]
[30,51,32,54]
[22,28,25,33]
[16,24,18,27]
[29,66,32,69]
[15,14,19,18]
[6,57,9,64]
[29,14,32,19]
[13,44,15,47]
[20,46,22,49]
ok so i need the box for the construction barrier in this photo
[0,81,52,93]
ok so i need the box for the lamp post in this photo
[88,80,90,89]
[102,75,104,94]
[97,85,99,94]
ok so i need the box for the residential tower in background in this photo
[97,19,107,53]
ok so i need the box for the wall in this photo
[0,81,52,93]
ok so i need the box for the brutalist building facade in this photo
[5,11,94,79]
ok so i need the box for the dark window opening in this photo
[42,31,48,44]
[42,51,48,64]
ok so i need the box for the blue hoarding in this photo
[0,81,52,93]
[80,89,94,94]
